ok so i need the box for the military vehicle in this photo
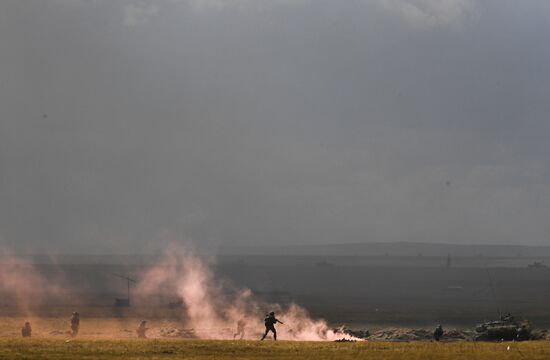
[475,314,531,341]
[475,269,532,341]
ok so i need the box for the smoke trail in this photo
[137,246,359,341]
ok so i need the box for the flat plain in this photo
[2,339,550,360]
[3,254,550,359]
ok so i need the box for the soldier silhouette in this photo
[233,318,247,340]
[261,312,283,341]
[21,322,32,337]
[136,320,149,339]
[70,312,80,337]
[433,325,444,341]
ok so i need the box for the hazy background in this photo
[1,0,550,254]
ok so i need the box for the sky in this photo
[1,0,550,254]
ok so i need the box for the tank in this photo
[475,315,531,341]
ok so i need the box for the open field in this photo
[0,317,192,339]
[3,258,550,328]
[1,339,550,360]
[2,256,549,357]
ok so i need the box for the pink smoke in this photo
[137,246,360,341]
[0,255,67,315]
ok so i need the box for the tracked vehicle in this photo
[475,315,531,341]
[475,269,532,341]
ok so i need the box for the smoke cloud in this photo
[0,247,357,340]
[137,246,358,341]
[0,254,68,316]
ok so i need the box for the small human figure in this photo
[21,322,32,337]
[433,324,444,341]
[517,321,530,341]
[501,313,514,323]
[261,312,283,341]
[233,318,247,340]
[70,312,80,337]
[136,320,149,339]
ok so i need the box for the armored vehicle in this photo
[475,314,531,341]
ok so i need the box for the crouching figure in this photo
[21,322,32,337]
[136,320,149,339]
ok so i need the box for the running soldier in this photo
[261,312,283,341]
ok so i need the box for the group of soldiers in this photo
[20,312,149,339]
[19,310,450,342]
[16,310,523,342]
[19,311,284,341]
[21,312,81,338]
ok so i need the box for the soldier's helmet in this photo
[269,312,275,316]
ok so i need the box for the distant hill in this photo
[219,242,550,257]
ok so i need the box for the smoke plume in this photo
[137,246,358,341]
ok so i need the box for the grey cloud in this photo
[123,2,158,26]
[1,0,550,254]
[378,0,478,28]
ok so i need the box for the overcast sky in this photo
[1,0,550,254]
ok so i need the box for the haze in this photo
[1,0,549,254]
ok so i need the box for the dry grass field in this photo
[1,339,550,360]
[2,316,548,359]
